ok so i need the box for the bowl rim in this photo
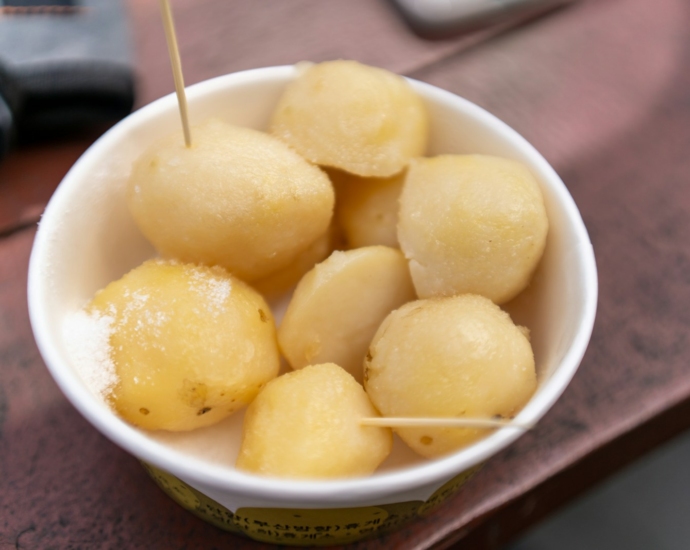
[28,65,598,505]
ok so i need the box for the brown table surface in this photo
[2,0,690,548]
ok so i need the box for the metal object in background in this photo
[390,0,577,38]
[0,0,135,160]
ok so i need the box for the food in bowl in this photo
[270,60,428,177]
[78,259,279,431]
[334,169,405,249]
[68,60,546,472]
[127,118,334,282]
[251,221,340,300]
[398,154,549,304]
[236,363,393,478]
[278,246,416,382]
[29,61,596,544]
[364,294,537,458]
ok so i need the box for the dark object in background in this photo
[390,0,577,39]
[0,93,11,158]
[0,0,135,159]
[2,0,78,9]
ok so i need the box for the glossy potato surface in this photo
[128,119,334,281]
[336,171,404,249]
[398,155,548,304]
[89,260,280,431]
[278,246,416,382]
[364,294,537,458]
[236,363,392,479]
[270,61,428,177]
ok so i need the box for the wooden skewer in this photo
[159,0,192,148]
[360,417,534,430]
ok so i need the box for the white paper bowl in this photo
[28,65,597,546]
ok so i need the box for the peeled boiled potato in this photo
[398,155,548,304]
[251,222,341,300]
[88,259,280,431]
[128,119,334,282]
[270,60,428,177]
[336,171,405,249]
[364,294,537,458]
[236,363,392,479]
[278,246,416,382]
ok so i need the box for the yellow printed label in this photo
[141,462,480,546]
[233,506,390,545]
[142,463,242,534]
[417,463,483,516]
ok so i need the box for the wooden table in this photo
[2,0,689,548]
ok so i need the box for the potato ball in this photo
[88,259,280,431]
[236,363,392,479]
[336,171,405,249]
[278,246,416,382]
[251,221,341,300]
[398,155,548,304]
[364,294,537,458]
[127,119,334,282]
[270,60,428,177]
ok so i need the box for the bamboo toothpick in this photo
[160,0,192,148]
[360,417,534,430]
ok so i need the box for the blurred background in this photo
[505,430,690,549]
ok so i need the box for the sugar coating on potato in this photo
[236,363,392,479]
[88,259,280,431]
[364,294,537,458]
[270,60,428,177]
[128,119,334,282]
[336,171,405,249]
[278,246,416,382]
[398,155,548,304]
